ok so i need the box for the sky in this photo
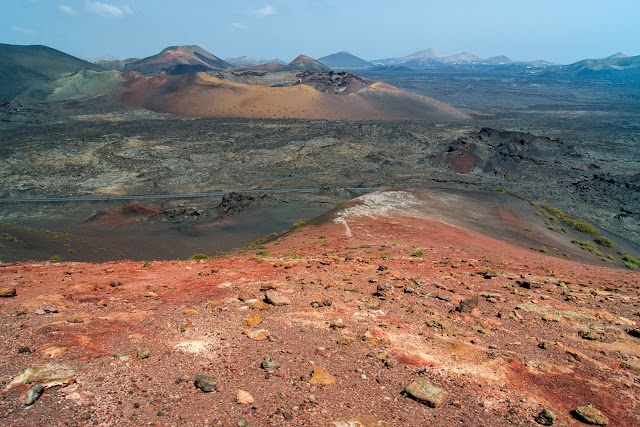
[1,0,639,64]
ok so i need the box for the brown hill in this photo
[120,72,469,121]
[283,55,332,72]
[124,45,232,75]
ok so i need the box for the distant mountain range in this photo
[88,45,639,76]
[314,48,639,78]
[371,48,554,67]
[94,47,331,75]
[2,41,638,107]
[224,56,286,67]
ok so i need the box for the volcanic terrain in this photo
[0,43,468,121]
[0,40,638,427]
[1,190,638,426]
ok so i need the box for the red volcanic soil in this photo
[1,191,638,426]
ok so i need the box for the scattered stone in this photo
[67,316,84,324]
[260,283,278,291]
[23,382,44,406]
[236,389,255,405]
[403,378,448,407]
[323,299,332,307]
[363,326,391,347]
[307,394,317,404]
[36,303,58,315]
[183,309,198,316]
[455,296,478,313]
[18,346,32,354]
[542,314,561,322]
[237,291,255,302]
[535,408,556,425]
[243,313,263,326]
[261,355,280,370]
[194,373,217,392]
[377,283,393,293]
[315,347,331,357]
[311,301,321,308]
[365,301,381,310]
[404,287,415,294]
[137,348,150,360]
[243,328,271,341]
[578,330,599,341]
[330,319,347,329]
[7,364,75,390]
[384,358,398,368]
[245,299,269,310]
[572,404,608,425]
[309,366,336,385]
[237,418,249,427]
[276,408,293,421]
[0,287,17,298]
[332,418,387,427]
[517,279,540,289]
[264,290,291,306]
[336,336,354,345]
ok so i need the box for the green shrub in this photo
[619,251,640,270]
[411,249,425,257]
[50,255,62,262]
[566,219,599,235]
[572,240,612,261]
[537,246,548,253]
[380,252,390,259]
[540,205,599,235]
[246,232,279,249]
[189,253,210,261]
[256,250,269,257]
[593,236,614,248]
[290,219,309,229]
[2,232,18,243]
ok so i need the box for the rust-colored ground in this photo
[1,191,638,426]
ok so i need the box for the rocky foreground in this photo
[1,191,639,426]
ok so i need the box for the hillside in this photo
[317,51,373,69]
[124,45,232,75]
[1,189,638,426]
[121,72,469,121]
[0,43,103,102]
[564,53,640,74]
[283,55,332,72]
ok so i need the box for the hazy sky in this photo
[1,0,638,64]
